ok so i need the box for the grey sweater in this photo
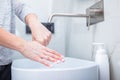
[0,0,33,65]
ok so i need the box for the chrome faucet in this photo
[48,13,89,23]
[48,0,104,28]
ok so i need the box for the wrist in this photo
[25,13,44,31]
[15,38,28,53]
[0,28,28,52]
[25,13,40,28]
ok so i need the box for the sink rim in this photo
[12,57,98,72]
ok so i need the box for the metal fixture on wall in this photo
[48,0,104,29]
[86,0,104,27]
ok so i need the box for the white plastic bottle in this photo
[93,43,110,80]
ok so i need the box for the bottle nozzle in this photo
[92,42,105,50]
[93,42,104,46]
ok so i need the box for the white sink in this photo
[11,57,98,80]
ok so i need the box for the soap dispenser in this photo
[93,43,110,80]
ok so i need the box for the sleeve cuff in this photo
[16,5,35,23]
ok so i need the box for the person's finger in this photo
[32,36,35,41]
[43,51,60,60]
[46,32,52,45]
[36,37,46,46]
[31,54,51,67]
[38,58,52,67]
[32,48,57,63]
[43,48,65,62]
[39,53,56,62]
[43,36,49,46]
[42,31,52,46]
[45,48,63,57]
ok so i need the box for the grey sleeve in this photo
[12,0,35,23]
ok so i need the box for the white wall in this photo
[96,0,120,80]
[66,0,95,60]
[66,0,120,80]
[49,0,73,56]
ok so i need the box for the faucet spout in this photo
[48,13,89,22]
[48,0,104,27]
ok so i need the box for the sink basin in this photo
[11,57,98,80]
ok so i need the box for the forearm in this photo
[25,13,38,25]
[25,13,43,30]
[0,28,26,52]
[25,13,52,46]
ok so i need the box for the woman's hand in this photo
[31,23,52,46]
[23,14,64,67]
[19,41,64,67]
[25,14,52,46]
